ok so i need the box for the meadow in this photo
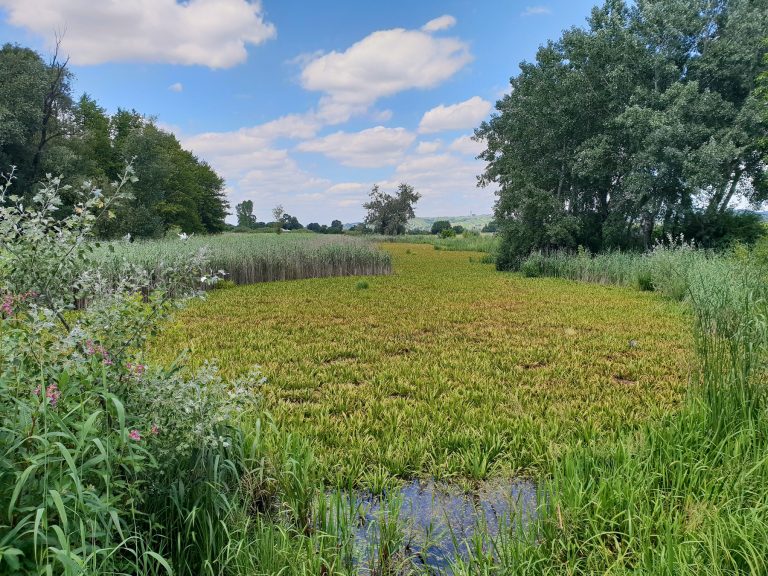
[151,243,691,485]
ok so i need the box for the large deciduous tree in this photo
[0,43,73,194]
[476,0,768,268]
[235,200,257,228]
[1,43,229,239]
[363,183,420,235]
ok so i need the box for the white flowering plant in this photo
[0,166,261,574]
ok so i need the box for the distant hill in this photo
[344,214,494,231]
[406,215,494,231]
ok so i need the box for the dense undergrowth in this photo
[0,170,401,575]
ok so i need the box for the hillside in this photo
[344,214,494,231]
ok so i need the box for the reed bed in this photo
[91,233,392,291]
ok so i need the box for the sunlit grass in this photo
[151,244,691,484]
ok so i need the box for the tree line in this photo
[0,43,229,239]
[476,0,768,268]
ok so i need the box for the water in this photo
[347,478,537,573]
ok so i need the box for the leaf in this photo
[49,490,68,532]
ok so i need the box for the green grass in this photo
[151,243,690,485]
[91,233,391,290]
[377,233,498,254]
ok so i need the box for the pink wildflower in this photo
[45,383,61,407]
[1,295,13,316]
[85,340,112,365]
[150,423,160,435]
[128,429,142,441]
[126,362,146,377]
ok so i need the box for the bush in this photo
[440,228,456,238]
[0,166,260,574]
[431,220,452,235]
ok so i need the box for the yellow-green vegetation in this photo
[151,244,691,484]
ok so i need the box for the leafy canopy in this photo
[476,0,768,267]
[363,183,421,235]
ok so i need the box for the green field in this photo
[151,243,691,484]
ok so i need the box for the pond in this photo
[347,478,537,573]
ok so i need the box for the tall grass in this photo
[92,233,392,291]
[478,245,768,574]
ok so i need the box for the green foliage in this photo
[307,219,344,234]
[0,43,73,194]
[478,0,768,265]
[481,220,498,233]
[0,165,260,574]
[280,212,303,230]
[363,183,420,235]
[431,220,452,235]
[440,227,456,238]
[1,44,229,240]
[235,199,258,229]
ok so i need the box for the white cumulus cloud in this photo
[168,82,183,93]
[421,15,456,32]
[418,96,492,134]
[0,0,276,68]
[449,134,485,156]
[416,140,442,154]
[297,126,416,168]
[300,23,472,123]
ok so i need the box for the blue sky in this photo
[0,0,596,224]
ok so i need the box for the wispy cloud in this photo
[168,82,183,93]
[521,5,552,16]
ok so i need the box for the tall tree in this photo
[477,0,768,267]
[235,200,257,228]
[363,183,420,235]
[0,43,73,194]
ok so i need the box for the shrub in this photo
[0,166,260,574]
[430,220,452,235]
